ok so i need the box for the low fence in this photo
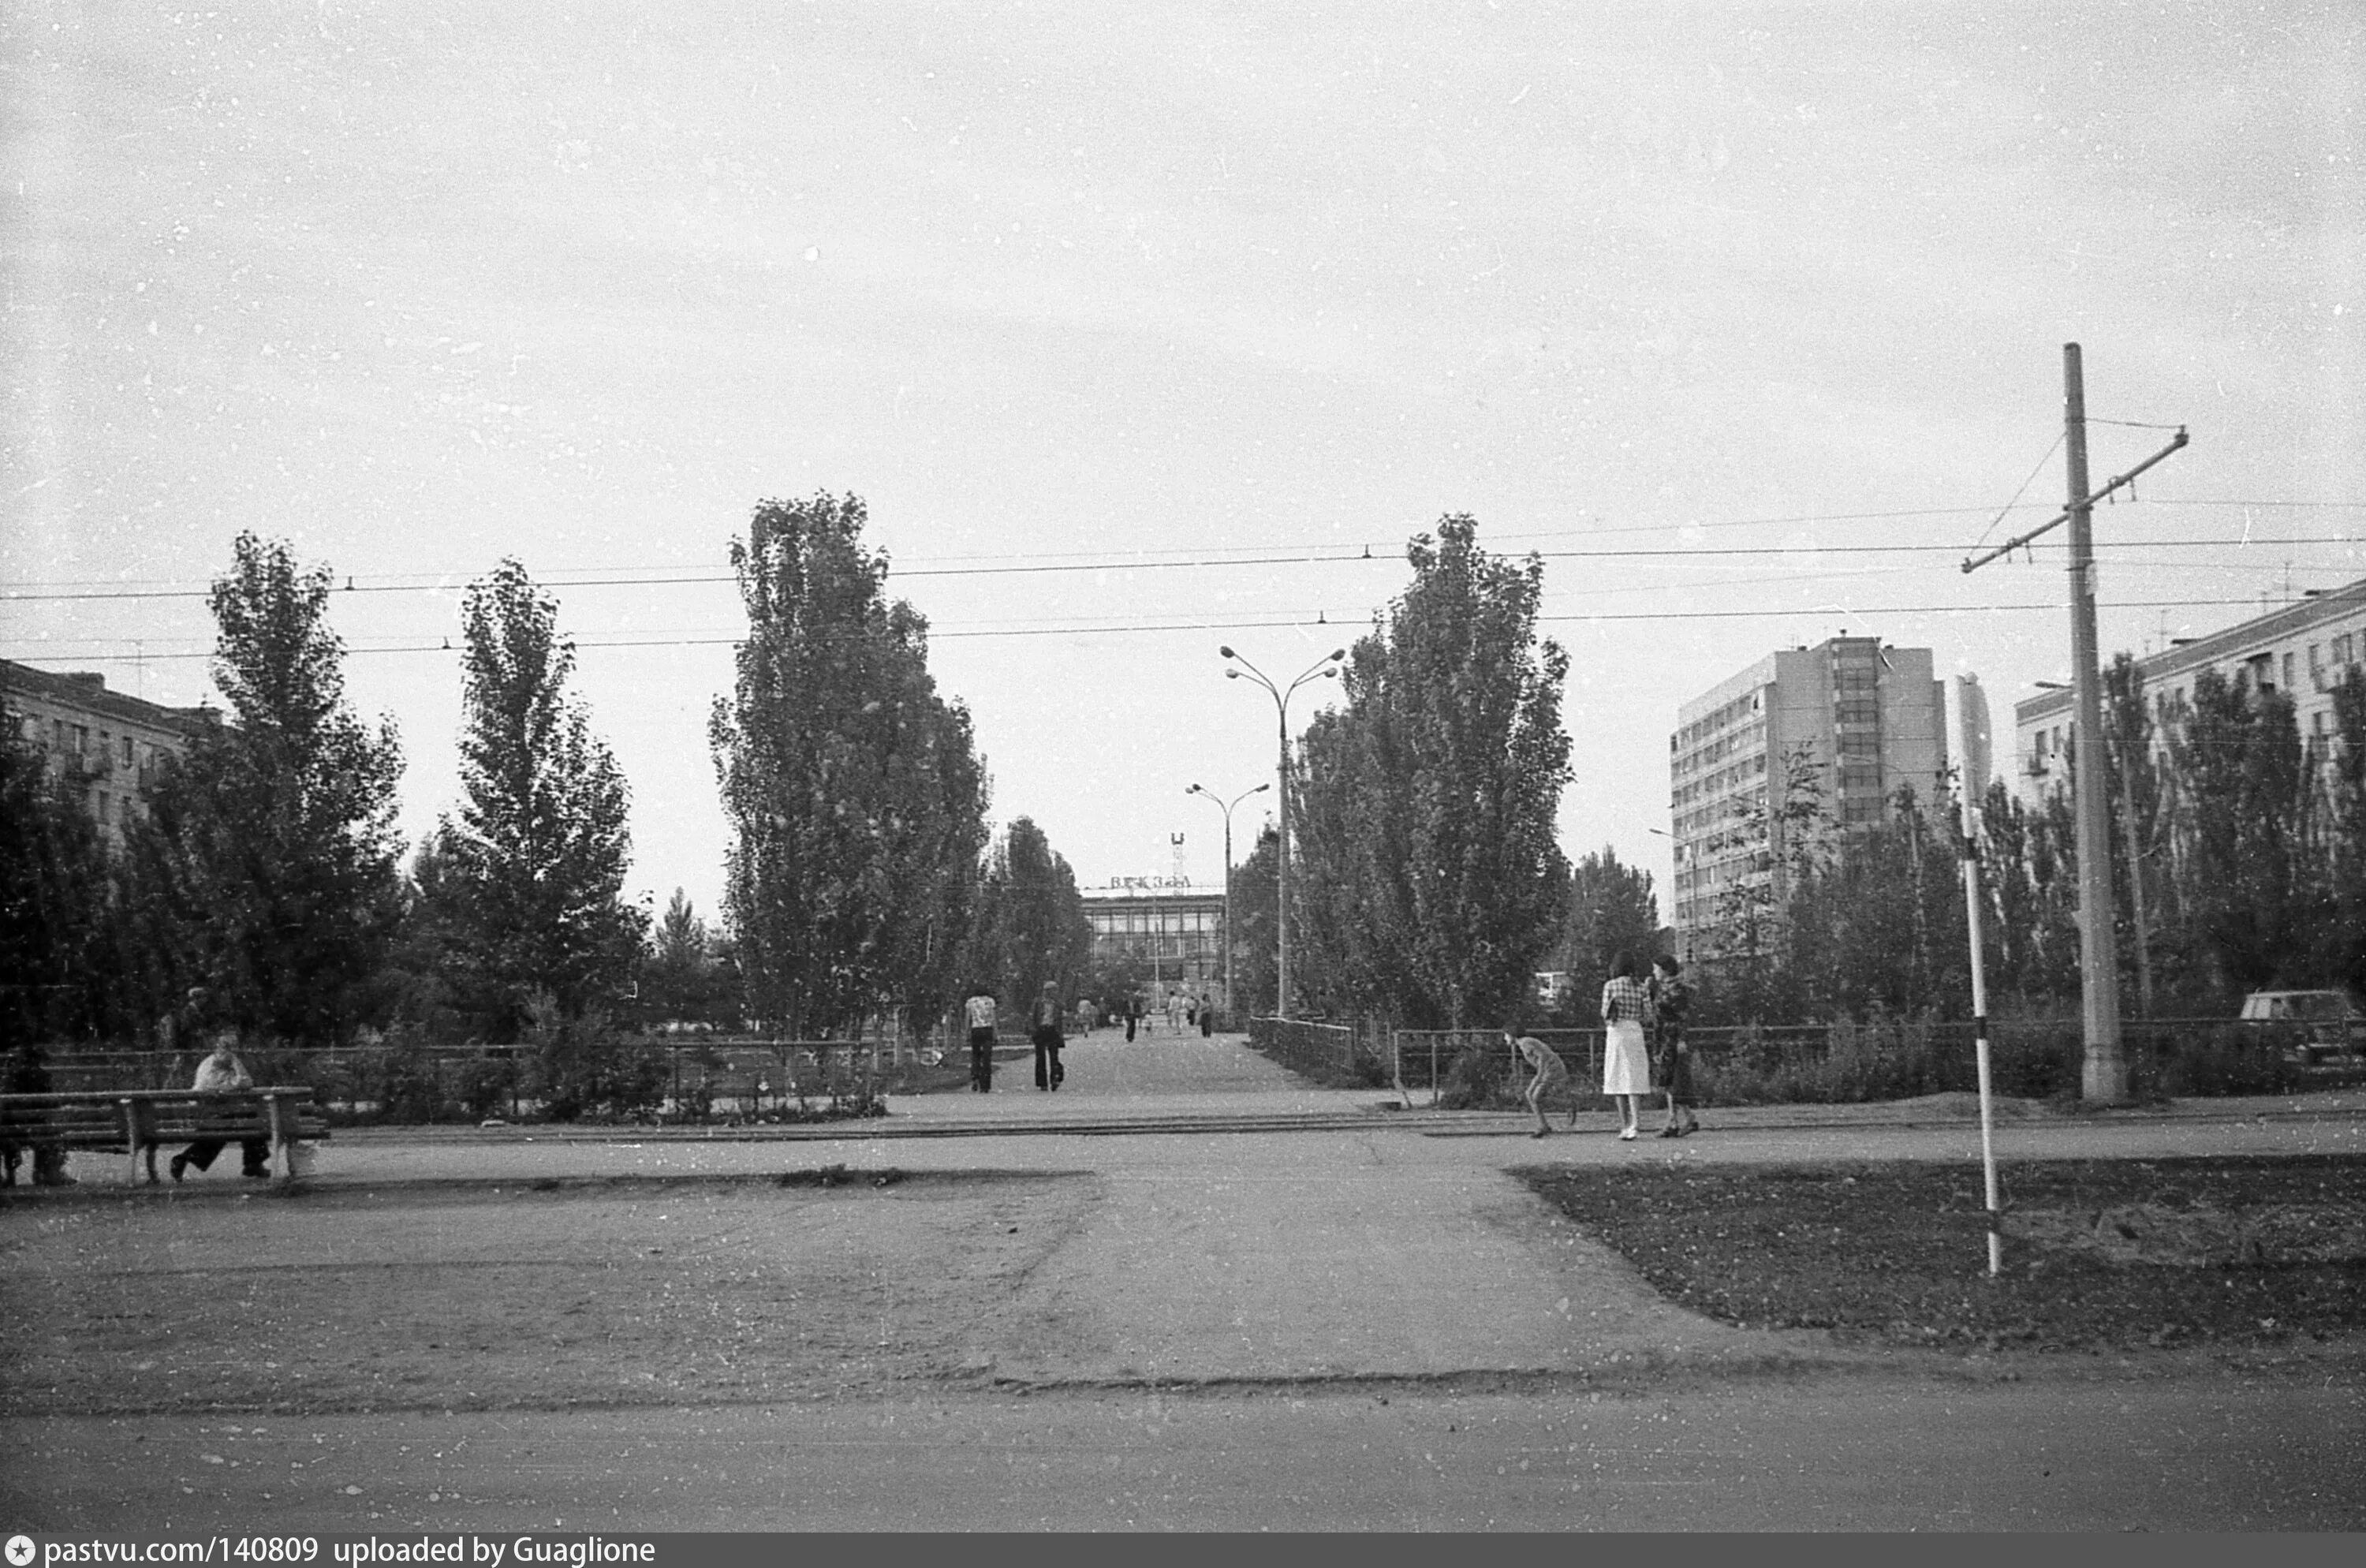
[1314,1016,2357,1107]
[1245,1016,1370,1081]
[17,1039,919,1126]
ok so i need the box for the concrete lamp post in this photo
[1186,780,1271,1026]
[1219,644,1345,1020]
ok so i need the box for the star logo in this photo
[6,1535,37,1567]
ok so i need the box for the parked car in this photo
[2237,989,2364,1064]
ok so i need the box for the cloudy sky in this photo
[5,1,2360,924]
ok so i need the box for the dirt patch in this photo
[1517,1154,2366,1355]
[0,1170,1099,1416]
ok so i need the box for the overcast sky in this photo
[6,2,2360,925]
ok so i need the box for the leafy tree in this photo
[1973,779,2079,1006]
[1704,744,1830,1023]
[2162,668,2320,995]
[2102,652,2169,1013]
[963,816,1091,1012]
[711,494,990,1039]
[425,559,645,1038]
[1782,783,1969,1021]
[644,888,733,1028]
[144,533,405,1046]
[1292,515,1573,1027]
[2318,668,2366,997]
[1560,846,1662,995]
[0,742,116,1044]
[1226,824,1280,1016]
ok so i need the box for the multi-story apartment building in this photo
[1,659,216,844]
[1668,637,1950,959]
[2013,577,2366,801]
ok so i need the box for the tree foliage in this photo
[144,533,405,1045]
[962,816,1091,1012]
[423,559,645,1038]
[1292,516,1573,1027]
[2162,667,2319,994]
[0,743,116,1044]
[711,494,990,1038]
[1559,846,1662,997]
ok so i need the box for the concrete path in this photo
[71,1029,2366,1387]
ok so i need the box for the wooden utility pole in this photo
[2064,343,2127,1102]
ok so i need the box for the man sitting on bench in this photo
[171,1035,271,1182]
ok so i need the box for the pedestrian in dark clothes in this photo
[1031,981,1065,1091]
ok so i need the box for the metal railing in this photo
[1245,1016,1364,1079]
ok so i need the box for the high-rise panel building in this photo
[1667,637,1949,959]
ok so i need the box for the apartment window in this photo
[121,734,134,765]
[96,793,110,824]
[72,724,88,755]
[2284,652,2297,691]
[2337,633,2357,666]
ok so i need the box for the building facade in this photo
[1080,879,1229,1002]
[2013,578,2366,801]
[1668,637,1950,959]
[1,659,216,845]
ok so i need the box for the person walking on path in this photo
[1124,992,1140,1043]
[1649,954,1700,1137]
[170,1034,271,1182]
[1198,991,1215,1037]
[1509,1025,1575,1138]
[1599,952,1654,1142]
[963,987,998,1093]
[1031,981,1066,1092]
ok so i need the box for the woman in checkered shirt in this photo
[1599,951,1655,1141]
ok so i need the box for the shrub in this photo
[1435,1039,1511,1110]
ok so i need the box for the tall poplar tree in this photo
[427,558,644,1036]
[962,816,1092,1010]
[711,494,989,1038]
[146,532,405,1045]
[1293,515,1573,1028]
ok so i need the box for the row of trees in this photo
[1686,653,2366,1026]
[5,501,1105,1063]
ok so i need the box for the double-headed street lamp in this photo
[1221,644,1345,1019]
[1186,780,1270,1023]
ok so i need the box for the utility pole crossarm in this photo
[1960,427,2189,574]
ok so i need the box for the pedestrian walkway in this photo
[43,1029,2366,1388]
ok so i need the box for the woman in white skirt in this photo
[1599,951,1655,1141]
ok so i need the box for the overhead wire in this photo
[6,590,2349,664]
[4,532,2360,603]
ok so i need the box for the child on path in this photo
[1508,1025,1576,1137]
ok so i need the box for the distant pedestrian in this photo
[171,1033,271,1182]
[1649,954,1699,1137]
[1198,991,1215,1037]
[1031,981,1065,1092]
[1508,1024,1575,1138]
[1599,952,1654,1142]
[964,987,998,1093]
[1125,992,1140,1043]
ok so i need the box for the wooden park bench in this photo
[0,1087,327,1188]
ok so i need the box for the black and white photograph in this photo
[4,0,2362,1536]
